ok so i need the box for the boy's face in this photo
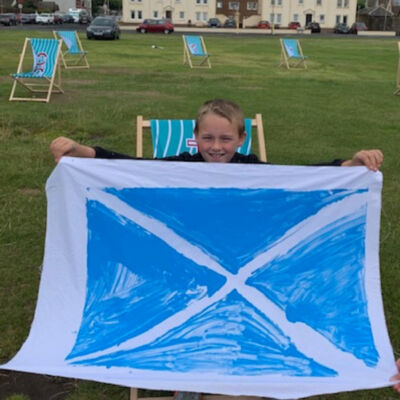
[195,113,245,163]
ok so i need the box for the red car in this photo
[288,21,301,29]
[257,20,271,29]
[136,19,174,34]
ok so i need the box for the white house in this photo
[260,0,358,29]
[121,0,357,28]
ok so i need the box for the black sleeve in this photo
[309,159,345,166]
[93,146,139,160]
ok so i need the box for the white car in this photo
[35,13,54,24]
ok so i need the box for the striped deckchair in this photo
[183,35,211,69]
[53,31,89,69]
[136,115,267,161]
[395,42,400,95]
[279,38,307,69]
[9,38,63,103]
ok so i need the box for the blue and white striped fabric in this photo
[184,35,207,56]
[56,31,81,54]
[150,119,253,159]
[13,39,59,79]
[283,39,304,59]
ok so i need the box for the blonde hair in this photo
[194,99,245,137]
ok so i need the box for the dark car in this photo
[306,21,321,33]
[53,13,63,24]
[350,22,368,34]
[79,11,91,24]
[0,13,17,26]
[19,13,36,24]
[136,19,174,34]
[61,14,75,23]
[257,20,271,29]
[288,21,301,29]
[334,23,351,34]
[223,18,237,28]
[86,16,120,40]
[207,17,221,27]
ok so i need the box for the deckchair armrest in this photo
[136,115,151,158]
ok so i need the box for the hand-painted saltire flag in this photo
[1,159,397,399]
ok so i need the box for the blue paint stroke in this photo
[247,205,379,366]
[105,188,364,274]
[72,290,337,377]
[67,200,226,360]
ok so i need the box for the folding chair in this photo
[136,114,267,162]
[279,38,307,69]
[53,30,89,69]
[9,38,63,103]
[183,35,211,69]
[394,42,400,95]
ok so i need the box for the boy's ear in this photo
[239,131,247,146]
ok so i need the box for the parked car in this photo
[19,13,36,24]
[53,13,63,24]
[61,14,75,23]
[350,22,368,34]
[35,13,54,24]
[257,20,271,29]
[0,13,17,26]
[306,21,321,33]
[86,16,120,40]
[288,21,301,29]
[136,19,174,34]
[223,18,237,28]
[78,10,91,24]
[207,17,221,27]
[334,23,351,34]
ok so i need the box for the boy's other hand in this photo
[341,149,383,172]
[391,359,400,393]
[50,136,95,163]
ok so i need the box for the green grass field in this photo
[0,29,399,399]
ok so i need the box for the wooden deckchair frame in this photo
[279,38,307,69]
[183,35,211,69]
[394,42,400,95]
[9,38,63,103]
[136,114,267,162]
[53,30,89,69]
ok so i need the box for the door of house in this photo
[165,10,172,20]
[305,13,312,26]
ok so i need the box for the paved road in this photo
[1,22,397,39]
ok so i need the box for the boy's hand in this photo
[341,149,383,172]
[50,136,95,163]
[391,359,400,393]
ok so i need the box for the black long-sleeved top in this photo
[93,147,344,166]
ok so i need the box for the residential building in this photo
[260,0,357,29]
[121,0,357,29]
[50,0,92,14]
[122,0,216,26]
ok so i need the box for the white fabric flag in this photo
[1,158,397,399]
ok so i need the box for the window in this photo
[336,15,340,23]
[343,15,347,24]
[203,12,208,20]
[293,13,298,21]
[271,0,275,4]
[337,0,342,7]
[196,11,201,21]
[319,14,325,23]
[179,11,184,18]
[247,2,257,10]
[316,0,322,5]
[277,13,282,23]
[278,0,282,5]
[229,1,239,10]
[217,1,223,7]
[153,11,158,17]
[270,13,275,23]
[344,0,349,7]
[203,0,208,3]
[298,0,303,4]
[131,10,135,19]
[196,0,201,4]
[138,10,142,18]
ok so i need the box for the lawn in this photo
[0,29,399,400]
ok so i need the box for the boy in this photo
[50,99,383,171]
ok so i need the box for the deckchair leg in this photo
[130,388,138,400]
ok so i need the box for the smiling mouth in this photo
[209,153,225,161]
